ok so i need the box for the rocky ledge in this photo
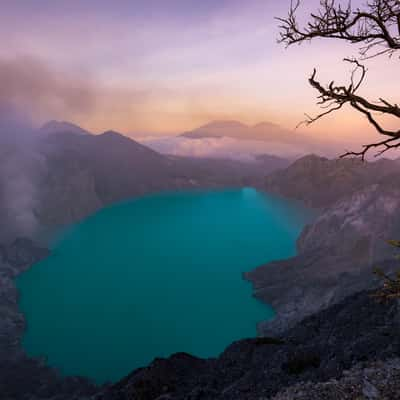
[0,238,98,399]
[245,158,400,335]
[97,290,400,399]
[272,358,400,400]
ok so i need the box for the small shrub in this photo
[372,240,400,302]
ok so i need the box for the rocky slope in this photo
[263,155,398,209]
[0,127,291,399]
[272,358,400,400]
[0,238,98,400]
[4,248,400,400]
[246,157,400,335]
[2,142,400,398]
[33,130,285,231]
[1,123,289,240]
[97,291,400,399]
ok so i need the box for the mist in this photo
[136,135,338,161]
[0,55,96,241]
[0,104,42,240]
[0,56,95,122]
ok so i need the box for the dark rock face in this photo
[245,157,400,335]
[264,155,398,209]
[2,141,399,398]
[98,291,400,400]
[272,358,400,400]
[0,239,49,361]
[0,359,98,400]
[102,353,211,400]
[0,129,292,399]
[1,238,49,272]
[0,238,98,400]
[34,131,285,230]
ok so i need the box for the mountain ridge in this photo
[180,119,299,142]
[39,120,92,136]
[23,127,287,232]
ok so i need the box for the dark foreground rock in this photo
[97,291,400,400]
[246,168,400,335]
[2,241,400,399]
[272,358,400,400]
[0,238,98,400]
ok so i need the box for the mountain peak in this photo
[253,121,282,130]
[200,120,248,130]
[40,120,91,136]
[100,130,124,137]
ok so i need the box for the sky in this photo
[0,0,398,147]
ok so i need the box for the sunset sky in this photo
[1,0,398,146]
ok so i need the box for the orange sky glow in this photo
[0,0,398,149]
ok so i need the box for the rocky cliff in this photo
[3,244,400,400]
[0,128,291,399]
[0,238,98,399]
[97,291,400,399]
[245,156,400,335]
[264,155,398,209]
[33,130,286,232]
[2,146,400,399]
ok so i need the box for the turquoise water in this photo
[17,189,314,383]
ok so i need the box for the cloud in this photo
[137,135,313,161]
[0,55,96,123]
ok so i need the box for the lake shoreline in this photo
[17,189,311,383]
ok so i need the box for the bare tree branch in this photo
[277,0,400,58]
[278,0,400,159]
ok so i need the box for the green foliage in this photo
[372,240,400,302]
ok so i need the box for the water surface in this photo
[17,189,313,383]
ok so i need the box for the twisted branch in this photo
[278,0,400,159]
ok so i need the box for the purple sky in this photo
[0,0,398,145]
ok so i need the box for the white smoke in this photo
[0,104,44,240]
[0,55,96,241]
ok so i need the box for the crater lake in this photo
[17,188,314,383]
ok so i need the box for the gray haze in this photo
[0,55,95,121]
[0,104,43,240]
[0,55,98,240]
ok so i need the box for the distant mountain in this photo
[181,120,248,139]
[33,129,285,229]
[37,130,177,227]
[180,120,305,143]
[254,153,291,170]
[39,120,92,136]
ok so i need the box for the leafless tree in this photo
[277,0,400,160]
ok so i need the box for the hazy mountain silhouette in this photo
[181,120,305,143]
[39,120,92,136]
[32,127,289,229]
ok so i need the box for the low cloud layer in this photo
[136,135,320,161]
